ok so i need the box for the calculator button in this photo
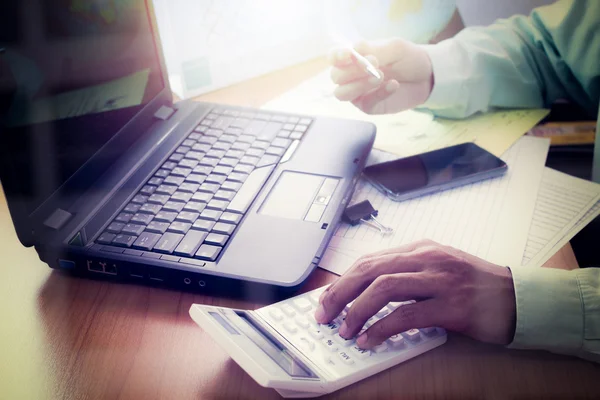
[403,329,421,342]
[321,321,340,335]
[292,297,312,312]
[350,345,371,360]
[373,342,389,354]
[421,327,436,334]
[321,338,339,352]
[282,321,297,334]
[299,337,315,352]
[308,291,321,305]
[268,308,284,321]
[386,335,405,350]
[308,327,324,340]
[333,335,355,347]
[281,304,296,317]
[337,351,354,365]
[295,316,310,329]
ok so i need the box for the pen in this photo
[349,48,381,80]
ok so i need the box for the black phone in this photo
[363,143,508,201]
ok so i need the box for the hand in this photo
[329,38,434,115]
[314,240,517,349]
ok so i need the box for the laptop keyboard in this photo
[95,107,312,263]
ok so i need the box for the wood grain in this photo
[1,58,599,400]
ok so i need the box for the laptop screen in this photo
[0,0,165,215]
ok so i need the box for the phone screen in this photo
[363,143,507,196]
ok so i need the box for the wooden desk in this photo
[1,59,598,399]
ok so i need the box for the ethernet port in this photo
[105,263,118,275]
[87,260,103,272]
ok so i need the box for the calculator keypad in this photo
[257,286,446,379]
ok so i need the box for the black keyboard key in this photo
[148,194,170,205]
[168,221,192,234]
[164,176,185,186]
[186,173,207,184]
[154,169,170,178]
[156,184,177,196]
[171,167,192,177]
[174,230,208,257]
[162,161,178,170]
[140,203,162,214]
[212,222,235,235]
[97,232,116,244]
[195,244,222,261]
[179,182,200,193]
[115,213,133,223]
[146,221,170,234]
[206,199,228,211]
[199,209,222,221]
[106,222,125,233]
[122,223,145,236]
[169,153,185,162]
[212,165,234,176]
[171,191,193,203]
[148,177,164,186]
[155,211,178,223]
[192,219,215,232]
[154,233,184,254]
[131,195,149,205]
[205,174,226,184]
[192,192,213,203]
[183,202,206,213]
[112,234,137,248]
[199,182,220,194]
[257,122,283,141]
[162,201,185,213]
[130,213,153,225]
[123,203,141,214]
[214,190,236,201]
[176,211,200,223]
[221,181,243,192]
[226,165,275,214]
[220,212,243,225]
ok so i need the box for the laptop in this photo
[0,0,374,294]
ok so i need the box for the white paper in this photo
[319,136,549,276]
[522,168,600,267]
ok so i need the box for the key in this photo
[295,316,310,329]
[321,338,339,352]
[206,199,228,211]
[169,153,184,162]
[164,176,185,186]
[188,133,202,141]
[278,129,291,138]
[239,155,259,166]
[288,117,300,124]
[154,169,170,178]
[162,201,185,213]
[97,232,116,245]
[213,190,236,202]
[233,163,254,174]
[182,139,196,147]
[283,123,295,131]
[221,181,242,192]
[387,334,405,348]
[198,157,219,167]
[295,124,308,133]
[171,167,192,177]
[146,221,170,234]
[121,223,145,236]
[192,143,210,152]
[192,219,215,232]
[225,150,244,159]
[281,304,296,317]
[268,308,284,321]
[132,232,162,251]
[179,159,198,169]
[154,232,184,254]
[162,161,177,170]
[227,172,248,183]
[350,346,371,360]
[148,177,163,186]
[205,174,227,184]
[308,328,324,340]
[299,118,311,125]
[212,141,231,151]
[195,244,222,261]
[155,184,177,196]
[292,297,312,312]
[199,209,222,221]
[321,321,340,335]
[198,183,220,194]
[175,146,190,154]
[245,148,264,158]
[204,233,228,246]
[206,149,226,159]
[343,200,393,235]
[184,151,204,161]
[337,351,354,365]
[130,213,153,225]
[421,327,437,334]
[112,234,137,248]
[231,142,251,151]
[212,222,235,235]
[373,342,388,354]
[106,222,125,233]
[290,131,303,140]
[225,166,275,214]
[256,154,280,168]
[220,212,243,225]
[174,230,208,257]
[139,185,156,196]
[183,202,206,213]
[257,122,282,141]
[171,191,193,203]
[176,211,199,224]
[123,203,141,214]
[185,173,206,184]
[213,165,234,176]
[115,213,133,223]
[139,203,162,215]
[282,321,297,334]
[155,211,178,223]
[218,158,238,168]
[403,329,421,342]
[333,335,355,347]
[168,221,191,234]
[272,138,292,148]
[148,194,170,205]
[265,146,286,157]
[251,140,271,150]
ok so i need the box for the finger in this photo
[328,47,353,67]
[317,240,433,305]
[356,299,442,349]
[334,76,384,102]
[340,273,439,339]
[352,79,434,115]
[330,55,380,85]
[315,250,425,324]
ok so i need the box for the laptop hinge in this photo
[43,208,73,231]
[154,105,176,121]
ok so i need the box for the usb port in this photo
[148,267,165,282]
[87,260,103,272]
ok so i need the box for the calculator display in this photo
[231,311,318,379]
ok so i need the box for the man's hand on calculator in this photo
[315,239,517,348]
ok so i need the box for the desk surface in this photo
[1,58,599,399]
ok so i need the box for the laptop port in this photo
[129,265,144,279]
[104,263,118,275]
[87,260,103,272]
[148,267,165,282]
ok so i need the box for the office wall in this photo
[457,0,556,26]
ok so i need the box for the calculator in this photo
[189,286,447,398]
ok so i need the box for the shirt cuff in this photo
[419,41,468,111]
[508,267,584,354]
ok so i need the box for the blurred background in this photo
[152,0,556,99]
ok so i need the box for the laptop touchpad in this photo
[260,172,339,221]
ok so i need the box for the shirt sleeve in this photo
[418,0,600,120]
[508,267,600,363]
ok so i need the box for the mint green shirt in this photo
[421,0,600,362]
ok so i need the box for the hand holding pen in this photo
[328,39,435,115]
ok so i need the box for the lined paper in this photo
[319,136,549,276]
[522,168,600,266]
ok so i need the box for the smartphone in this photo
[363,143,508,202]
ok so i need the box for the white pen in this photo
[349,48,381,80]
